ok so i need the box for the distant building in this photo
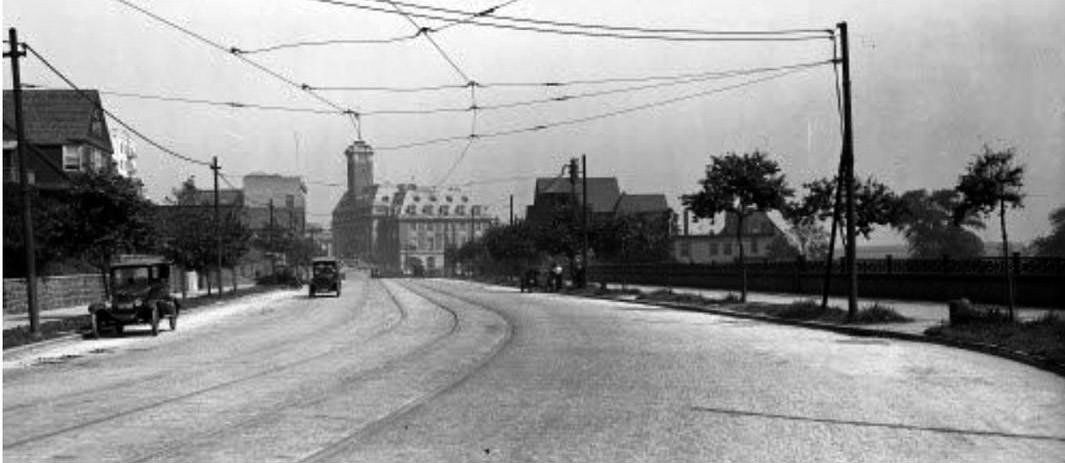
[526,177,623,223]
[243,173,307,234]
[109,128,136,178]
[3,89,113,188]
[673,211,790,264]
[331,141,493,274]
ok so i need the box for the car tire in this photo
[90,312,100,339]
[169,310,178,331]
[150,305,160,336]
[114,323,124,335]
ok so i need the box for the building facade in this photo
[109,128,136,178]
[331,141,493,274]
[673,211,791,264]
[243,173,307,234]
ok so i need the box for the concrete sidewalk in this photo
[3,283,257,331]
[604,283,1055,336]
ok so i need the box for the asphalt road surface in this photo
[4,275,1064,462]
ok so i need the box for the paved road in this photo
[4,276,1063,462]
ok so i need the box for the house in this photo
[3,89,113,189]
[525,177,622,223]
[673,211,792,264]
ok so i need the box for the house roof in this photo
[534,177,620,213]
[614,193,669,215]
[3,89,112,152]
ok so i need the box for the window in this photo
[62,145,81,171]
[455,205,466,215]
[422,205,433,215]
[709,242,719,256]
[679,241,691,257]
[723,243,732,256]
[471,206,480,217]
[286,194,295,209]
[750,238,759,254]
[439,205,449,216]
[406,205,416,215]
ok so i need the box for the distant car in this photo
[309,257,342,297]
[88,257,179,338]
[520,268,547,293]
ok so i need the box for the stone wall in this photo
[3,274,105,314]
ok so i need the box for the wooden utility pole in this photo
[838,22,859,319]
[211,156,222,295]
[5,28,40,337]
[509,194,514,226]
[581,155,588,289]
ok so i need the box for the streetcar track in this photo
[3,288,345,414]
[115,279,458,463]
[295,279,514,463]
[4,280,406,451]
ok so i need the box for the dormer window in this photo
[422,205,433,215]
[455,205,466,215]
[446,196,453,202]
[439,205,449,216]
[405,205,416,215]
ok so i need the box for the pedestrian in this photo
[552,262,564,292]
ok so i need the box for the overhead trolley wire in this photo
[359,0,831,37]
[309,0,832,42]
[377,62,827,151]
[111,0,362,132]
[25,45,213,167]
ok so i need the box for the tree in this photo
[781,200,828,260]
[765,234,801,261]
[682,151,792,302]
[895,189,984,258]
[162,178,251,295]
[954,145,1025,318]
[591,212,674,263]
[61,170,158,295]
[1031,205,1065,257]
[793,175,904,247]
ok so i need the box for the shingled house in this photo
[3,89,113,189]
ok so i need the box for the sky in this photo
[4,0,1064,246]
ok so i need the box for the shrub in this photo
[853,302,912,323]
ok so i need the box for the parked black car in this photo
[88,257,180,338]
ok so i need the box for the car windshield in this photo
[313,263,337,275]
[112,266,152,290]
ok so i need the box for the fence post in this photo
[885,254,893,274]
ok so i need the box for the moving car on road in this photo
[88,257,180,338]
[309,257,342,297]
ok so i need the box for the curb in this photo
[580,292,1065,378]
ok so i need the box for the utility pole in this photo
[509,194,514,226]
[5,28,40,338]
[581,154,588,289]
[211,156,222,296]
[269,198,276,274]
[567,157,579,286]
[838,21,859,319]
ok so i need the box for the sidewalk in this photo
[603,283,1055,336]
[3,283,257,331]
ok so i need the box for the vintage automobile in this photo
[88,257,180,338]
[308,257,342,297]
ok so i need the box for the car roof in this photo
[111,258,169,268]
[311,257,339,263]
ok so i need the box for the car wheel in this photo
[150,305,160,336]
[169,309,178,331]
[114,323,124,335]
[90,313,100,339]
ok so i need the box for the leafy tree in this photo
[591,213,674,263]
[780,200,828,260]
[793,175,904,247]
[1031,205,1065,257]
[895,189,984,258]
[954,145,1025,317]
[682,151,792,302]
[3,184,77,277]
[532,203,583,279]
[162,178,251,295]
[765,234,801,261]
[482,221,540,275]
[62,171,158,294]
